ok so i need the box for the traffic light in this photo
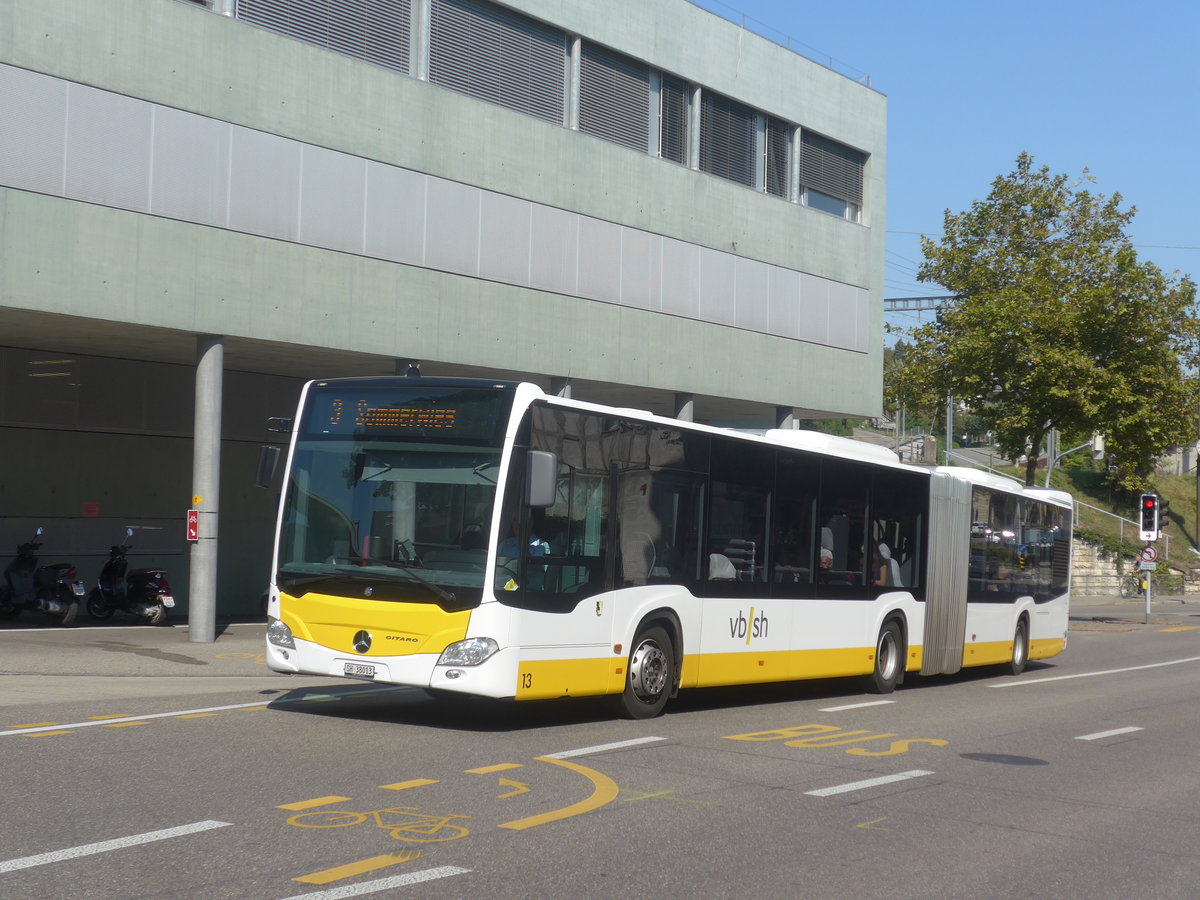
[1139,494,1160,541]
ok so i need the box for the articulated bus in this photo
[264,377,1072,717]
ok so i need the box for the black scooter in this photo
[88,528,174,626]
[0,527,85,626]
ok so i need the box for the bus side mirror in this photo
[256,445,281,489]
[526,451,558,508]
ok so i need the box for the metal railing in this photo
[1075,499,1170,559]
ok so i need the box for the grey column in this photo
[551,377,572,399]
[189,335,223,644]
[675,393,694,422]
[775,406,794,429]
[212,0,236,16]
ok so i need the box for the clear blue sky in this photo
[691,0,1199,335]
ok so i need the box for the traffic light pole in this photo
[1144,556,1152,625]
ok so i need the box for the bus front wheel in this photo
[1006,618,1029,676]
[617,625,674,719]
[863,620,903,694]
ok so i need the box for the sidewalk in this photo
[1070,592,1200,628]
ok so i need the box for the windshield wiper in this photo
[332,556,457,604]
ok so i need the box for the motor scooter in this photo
[88,528,174,626]
[0,527,86,626]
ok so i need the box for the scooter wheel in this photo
[147,604,169,626]
[59,599,79,627]
[86,589,114,620]
[0,588,21,621]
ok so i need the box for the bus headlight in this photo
[438,637,499,667]
[266,617,295,649]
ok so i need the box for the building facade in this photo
[0,0,887,618]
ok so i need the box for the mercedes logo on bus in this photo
[352,630,372,654]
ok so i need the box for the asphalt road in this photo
[2,596,1199,899]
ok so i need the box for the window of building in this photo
[237,0,411,76]
[658,73,690,164]
[579,42,650,152]
[429,0,566,124]
[699,90,756,187]
[800,129,866,221]
[764,116,790,198]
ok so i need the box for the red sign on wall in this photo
[186,509,200,542]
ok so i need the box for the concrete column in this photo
[674,393,694,422]
[775,406,795,429]
[212,0,236,16]
[567,36,582,130]
[413,0,431,81]
[688,86,702,170]
[189,336,224,643]
[551,377,572,399]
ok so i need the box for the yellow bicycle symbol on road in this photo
[287,805,470,843]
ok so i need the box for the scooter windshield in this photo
[275,382,514,609]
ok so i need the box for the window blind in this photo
[579,42,650,152]
[698,90,755,187]
[429,0,566,124]
[800,130,866,206]
[236,0,411,75]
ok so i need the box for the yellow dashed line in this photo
[294,850,425,885]
[177,713,219,719]
[23,730,73,738]
[465,763,524,774]
[277,796,351,811]
[10,722,58,729]
[1160,626,1200,633]
[88,714,134,720]
[104,721,150,728]
[241,706,270,712]
[380,779,439,791]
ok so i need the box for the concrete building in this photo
[0,0,887,619]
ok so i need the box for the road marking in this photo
[22,730,73,738]
[464,763,523,774]
[819,700,896,712]
[990,655,1200,688]
[499,757,619,831]
[496,778,530,798]
[856,817,891,830]
[380,779,438,791]
[806,770,934,797]
[277,796,352,811]
[543,736,666,759]
[1160,626,1200,632]
[9,721,58,728]
[294,850,425,885]
[275,865,471,899]
[0,820,231,873]
[0,686,407,737]
[1076,726,1143,741]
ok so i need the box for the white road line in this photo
[806,769,934,797]
[544,736,666,759]
[819,700,896,712]
[0,820,231,873]
[1076,726,1144,741]
[990,655,1200,688]
[275,866,471,899]
[0,686,407,737]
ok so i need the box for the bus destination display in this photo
[303,386,513,443]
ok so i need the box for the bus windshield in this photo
[276,381,515,609]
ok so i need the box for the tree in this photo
[888,153,1199,488]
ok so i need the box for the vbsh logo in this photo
[729,607,769,645]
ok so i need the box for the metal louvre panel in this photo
[764,116,789,197]
[235,0,411,74]
[658,73,688,163]
[429,0,566,124]
[579,42,650,152]
[698,90,755,187]
[800,130,866,206]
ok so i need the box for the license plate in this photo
[161,595,176,608]
[344,662,376,679]
[71,583,87,597]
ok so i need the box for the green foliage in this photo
[887,153,1200,488]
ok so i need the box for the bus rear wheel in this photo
[863,620,903,694]
[1006,618,1029,676]
[617,625,674,719]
